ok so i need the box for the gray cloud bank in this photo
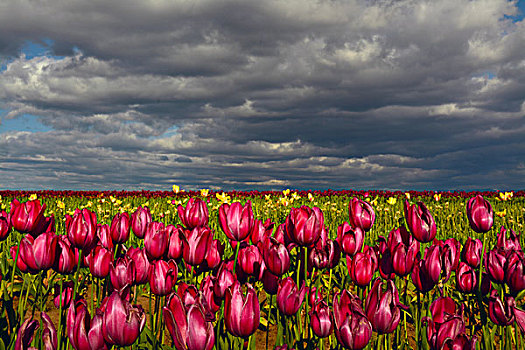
[1,0,524,191]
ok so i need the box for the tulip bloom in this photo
[149,259,178,296]
[103,291,146,346]
[411,246,442,293]
[347,247,376,287]
[167,224,183,260]
[16,317,40,350]
[131,206,152,239]
[261,266,279,295]
[277,277,307,316]
[54,281,74,309]
[285,206,323,247]
[53,235,77,275]
[461,237,482,268]
[213,263,235,300]
[88,310,108,350]
[332,290,372,350]
[163,292,215,350]
[10,198,47,235]
[348,197,375,232]
[110,256,135,292]
[66,208,97,250]
[96,224,113,251]
[67,299,91,350]
[203,239,223,271]
[485,248,506,284]
[110,212,131,244]
[15,231,58,274]
[437,238,461,282]
[337,222,364,256]
[178,198,209,230]
[456,262,477,294]
[310,300,333,338]
[0,210,11,241]
[144,221,169,261]
[365,278,408,334]
[181,226,213,266]
[89,246,113,279]
[126,247,151,285]
[224,281,260,338]
[404,201,437,243]
[238,244,263,276]
[309,239,341,270]
[488,289,515,326]
[41,311,58,350]
[466,195,493,233]
[429,297,457,325]
[262,236,290,276]
[497,226,522,252]
[219,201,255,242]
[505,251,525,293]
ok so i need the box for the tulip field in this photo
[1,189,525,350]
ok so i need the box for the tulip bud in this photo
[332,290,372,350]
[488,289,515,326]
[66,208,97,250]
[404,201,437,243]
[310,300,333,338]
[144,221,169,261]
[219,201,255,242]
[10,198,47,236]
[54,281,74,309]
[110,212,131,244]
[203,239,224,271]
[348,197,375,232]
[262,236,290,276]
[365,278,408,334]
[456,262,477,294]
[466,195,493,233]
[461,237,482,268]
[347,247,376,287]
[0,210,11,241]
[285,206,323,247]
[178,198,209,230]
[131,206,152,239]
[224,281,260,338]
[277,277,307,316]
[103,291,146,346]
[110,256,135,292]
[505,251,525,293]
[89,246,113,279]
[336,222,364,256]
[485,248,506,284]
[167,224,182,260]
[238,243,263,276]
[181,226,213,266]
[126,247,151,285]
[149,259,178,296]
[53,235,77,275]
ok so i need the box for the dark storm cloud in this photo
[1,0,524,191]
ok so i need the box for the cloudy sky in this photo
[1,0,524,191]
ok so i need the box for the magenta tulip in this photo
[178,198,209,230]
[506,250,525,293]
[285,206,323,247]
[126,247,151,285]
[337,222,364,256]
[497,226,522,252]
[310,299,333,338]
[404,201,437,243]
[461,237,482,268]
[54,281,74,309]
[365,278,408,334]
[0,210,11,241]
[213,263,235,300]
[66,208,97,250]
[144,221,169,261]
[219,201,255,242]
[149,259,178,296]
[485,248,506,284]
[411,246,442,293]
[15,317,39,350]
[488,289,515,326]
[262,236,290,276]
[53,235,77,274]
[456,262,477,294]
[167,224,183,260]
[224,281,260,338]
[277,277,307,316]
[67,299,91,350]
[109,256,135,292]
[164,291,215,350]
[348,197,375,232]
[466,195,493,233]
[10,198,47,235]
[96,224,113,251]
[238,243,263,276]
[347,246,376,287]
[110,212,131,244]
[89,246,113,279]
[181,226,213,266]
[332,290,372,350]
[131,206,152,239]
[103,291,146,346]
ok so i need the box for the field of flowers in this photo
[0,188,524,350]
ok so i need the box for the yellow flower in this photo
[405,192,411,200]
[291,192,300,200]
[216,192,231,204]
[200,189,210,197]
[172,185,180,194]
[496,209,507,218]
[282,189,290,197]
[29,193,38,201]
[279,197,290,207]
[308,193,314,202]
[387,197,397,205]
[57,201,66,210]
[265,194,272,201]
[434,193,441,202]
[499,192,513,201]
[370,197,378,206]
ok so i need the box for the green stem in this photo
[232,242,241,275]
[57,279,63,350]
[303,247,309,340]
[10,243,21,297]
